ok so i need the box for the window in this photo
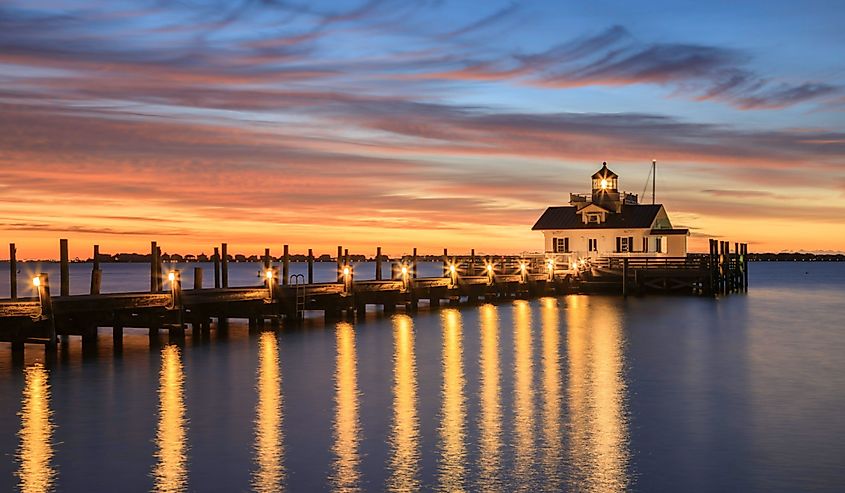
[655,237,663,253]
[616,236,633,253]
[642,237,648,252]
[554,237,569,253]
[588,239,597,252]
[587,213,600,224]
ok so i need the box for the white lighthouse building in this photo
[532,162,688,260]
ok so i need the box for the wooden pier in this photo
[1,239,747,355]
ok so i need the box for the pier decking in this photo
[1,239,747,355]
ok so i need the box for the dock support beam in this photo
[308,248,314,284]
[283,244,290,285]
[376,246,382,281]
[9,243,16,299]
[213,247,221,288]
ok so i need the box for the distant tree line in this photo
[748,253,844,262]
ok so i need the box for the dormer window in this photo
[587,213,601,224]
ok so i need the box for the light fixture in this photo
[265,270,273,279]
[343,266,350,276]
[32,276,40,287]
[486,264,493,272]
[401,265,408,275]
[449,265,456,274]
[168,272,176,282]
[601,178,608,189]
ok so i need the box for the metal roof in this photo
[531,204,663,230]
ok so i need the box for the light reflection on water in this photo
[153,345,188,493]
[438,309,467,492]
[512,300,536,490]
[477,304,502,492]
[253,332,284,493]
[331,323,361,493]
[17,363,56,493]
[540,297,563,490]
[387,314,420,492]
[566,296,630,492]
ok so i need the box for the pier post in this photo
[470,248,475,276]
[194,267,203,290]
[9,243,16,299]
[221,243,229,288]
[442,248,448,277]
[60,238,69,296]
[376,246,382,281]
[113,314,123,353]
[151,241,159,292]
[307,248,314,284]
[213,247,221,288]
[337,246,343,282]
[264,248,271,270]
[283,244,290,286]
[90,245,101,295]
[742,243,749,292]
[622,258,629,297]
[412,248,418,279]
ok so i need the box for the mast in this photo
[652,159,656,204]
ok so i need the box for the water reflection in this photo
[540,297,563,489]
[153,345,188,493]
[566,296,630,492]
[439,309,466,492]
[388,315,420,492]
[513,300,536,490]
[253,332,285,493]
[477,304,502,491]
[17,363,57,493]
[332,323,361,492]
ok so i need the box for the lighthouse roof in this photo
[592,162,618,179]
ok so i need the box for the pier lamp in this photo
[32,276,41,287]
[400,265,408,276]
[547,259,554,272]
[449,264,456,274]
[343,266,350,277]
[265,269,274,280]
[400,264,410,290]
[486,264,493,273]
[168,271,176,283]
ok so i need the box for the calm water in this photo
[1,263,844,492]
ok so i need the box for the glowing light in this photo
[331,323,360,491]
[343,267,350,276]
[253,332,284,492]
[168,272,176,282]
[32,277,40,288]
[400,266,409,276]
[265,270,273,280]
[153,345,187,493]
[520,263,527,272]
[547,260,554,272]
[17,363,56,493]
[600,179,608,189]
[486,264,493,272]
[449,265,456,274]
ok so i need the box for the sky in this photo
[1,0,844,258]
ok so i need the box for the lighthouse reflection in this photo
[438,309,466,492]
[331,323,361,492]
[252,331,285,493]
[153,345,188,493]
[17,363,57,493]
[387,315,420,492]
[566,296,630,492]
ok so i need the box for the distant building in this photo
[532,162,688,259]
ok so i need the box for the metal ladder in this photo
[290,274,305,320]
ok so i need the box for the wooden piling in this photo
[213,246,221,288]
[470,248,475,276]
[443,248,448,277]
[375,246,382,281]
[337,245,343,282]
[60,238,69,296]
[412,247,418,279]
[9,243,16,300]
[90,269,102,295]
[264,248,271,270]
[194,267,203,290]
[742,243,749,292]
[221,243,229,288]
[151,241,159,293]
[307,248,314,284]
[90,244,101,295]
[622,258,629,297]
[283,244,290,286]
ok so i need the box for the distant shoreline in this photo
[2,253,843,263]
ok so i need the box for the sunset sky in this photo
[2,0,844,259]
